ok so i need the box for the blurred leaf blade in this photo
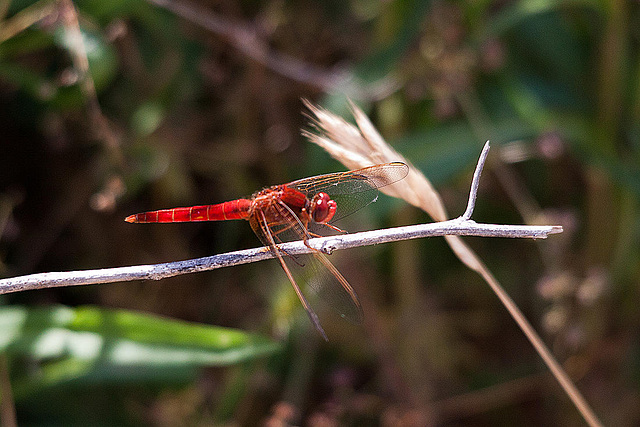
[1,305,281,367]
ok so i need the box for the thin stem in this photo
[472,259,603,427]
[147,0,343,92]
[0,220,561,295]
[456,92,603,427]
[0,0,56,42]
[58,0,123,166]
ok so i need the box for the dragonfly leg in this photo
[321,223,346,234]
[306,223,347,239]
[271,223,295,238]
[256,211,328,341]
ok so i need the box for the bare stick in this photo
[0,220,561,295]
[462,141,490,220]
[0,145,562,294]
[0,147,561,297]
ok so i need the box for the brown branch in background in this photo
[58,0,123,166]
[146,0,398,100]
[0,0,57,42]
[0,1,126,268]
[0,0,10,21]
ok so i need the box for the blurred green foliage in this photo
[1,0,639,425]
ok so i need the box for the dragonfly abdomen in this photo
[124,199,252,223]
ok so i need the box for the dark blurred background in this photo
[1,0,639,425]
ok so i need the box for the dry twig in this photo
[0,146,559,295]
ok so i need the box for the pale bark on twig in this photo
[0,141,562,295]
[0,220,561,295]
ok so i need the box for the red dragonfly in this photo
[125,162,409,340]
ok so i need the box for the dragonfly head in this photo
[310,192,337,224]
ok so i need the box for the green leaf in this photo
[1,305,280,368]
[2,305,279,403]
[131,101,165,137]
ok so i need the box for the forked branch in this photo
[0,142,561,295]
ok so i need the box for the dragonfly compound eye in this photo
[311,192,337,223]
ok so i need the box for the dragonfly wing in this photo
[306,249,364,324]
[250,211,328,341]
[287,162,408,195]
[250,201,364,326]
[287,162,408,221]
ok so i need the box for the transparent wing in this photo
[249,201,364,327]
[287,162,408,196]
[287,162,408,222]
